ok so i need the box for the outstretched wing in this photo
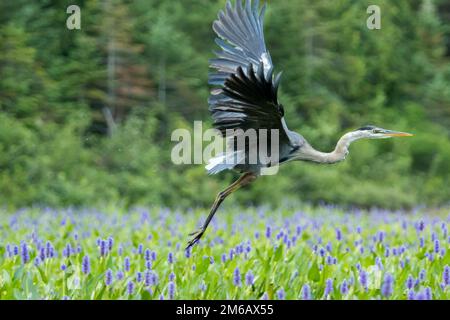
[208,0,293,147]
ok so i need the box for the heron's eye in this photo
[372,129,381,134]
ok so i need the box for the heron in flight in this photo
[187,0,413,249]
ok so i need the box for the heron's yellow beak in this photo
[383,131,414,137]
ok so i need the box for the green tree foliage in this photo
[0,0,449,209]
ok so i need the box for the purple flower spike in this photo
[145,260,152,270]
[407,290,415,300]
[245,271,255,286]
[12,245,19,256]
[221,254,227,263]
[116,271,124,280]
[301,284,311,300]
[419,237,424,248]
[233,267,241,287]
[381,273,393,297]
[137,244,143,255]
[359,270,368,290]
[319,247,326,257]
[434,240,440,254]
[107,237,114,251]
[336,229,342,241]
[124,256,131,272]
[39,247,46,261]
[340,280,348,295]
[136,272,143,283]
[34,257,41,266]
[100,240,107,257]
[144,270,152,286]
[5,243,13,258]
[63,244,71,258]
[377,231,385,243]
[326,255,334,265]
[153,272,159,285]
[419,269,426,282]
[324,278,333,296]
[261,292,269,300]
[105,269,113,286]
[418,220,425,232]
[443,266,449,286]
[265,226,272,239]
[406,275,414,290]
[20,242,29,264]
[145,249,151,260]
[168,252,174,264]
[151,251,157,261]
[127,281,134,295]
[168,281,176,300]
[277,288,285,300]
[425,287,432,300]
[82,255,90,275]
[229,249,235,261]
[169,272,175,282]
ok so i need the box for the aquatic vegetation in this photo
[0,206,449,300]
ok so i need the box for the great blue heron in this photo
[186,0,413,249]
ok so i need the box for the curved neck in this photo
[296,132,359,164]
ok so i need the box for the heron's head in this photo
[353,125,414,140]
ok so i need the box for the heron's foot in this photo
[186,228,205,250]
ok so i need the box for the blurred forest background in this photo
[0,0,449,210]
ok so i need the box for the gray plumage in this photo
[208,0,302,175]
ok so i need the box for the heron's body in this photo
[186,0,413,249]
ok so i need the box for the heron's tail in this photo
[205,151,244,175]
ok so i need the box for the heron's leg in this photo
[186,172,257,249]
